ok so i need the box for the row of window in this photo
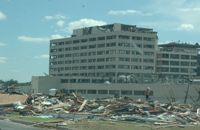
[159,53,197,60]
[50,43,154,53]
[51,72,153,78]
[118,42,154,48]
[50,35,156,47]
[51,51,154,60]
[157,60,197,66]
[50,50,154,60]
[157,67,196,73]
[50,65,154,71]
[54,88,153,96]
[51,72,116,77]
[50,57,154,65]
[118,65,154,70]
[50,36,116,47]
[67,50,141,57]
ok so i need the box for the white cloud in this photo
[0,11,7,20]
[158,41,173,45]
[0,42,6,47]
[158,40,179,45]
[177,24,194,31]
[180,7,200,12]
[148,0,200,31]
[10,69,20,73]
[18,34,65,43]
[50,34,64,39]
[0,57,7,64]
[44,14,67,32]
[34,54,49,59]
[44,14,66,21]
[108,9,152,16]
[44,16,54,20]
[18,36,49,43]
[68,18,106,33]
[56,20,65,27]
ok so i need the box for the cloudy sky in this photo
[0,0,200,82]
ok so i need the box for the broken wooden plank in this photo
[78,100,87,112]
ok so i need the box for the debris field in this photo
[1,92,200,129]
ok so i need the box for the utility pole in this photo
[184,79,192,104]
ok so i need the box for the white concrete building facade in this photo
[49,23,158,83]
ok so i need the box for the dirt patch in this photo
[0,94,27,104]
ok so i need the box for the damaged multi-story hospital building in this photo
[32,23,200,102]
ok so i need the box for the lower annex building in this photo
[157,43,199,82]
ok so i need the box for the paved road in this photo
[0,119,54,130]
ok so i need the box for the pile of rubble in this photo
[1,92,200,127]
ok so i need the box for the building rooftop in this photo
[72,23,157,37]
[158,42,200,49]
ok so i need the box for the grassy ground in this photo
[2,113,63,123]
[67,120,200,130]
[1,114,200,130]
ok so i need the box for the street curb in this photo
[0,116,71,130]
[0,116,34,125]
